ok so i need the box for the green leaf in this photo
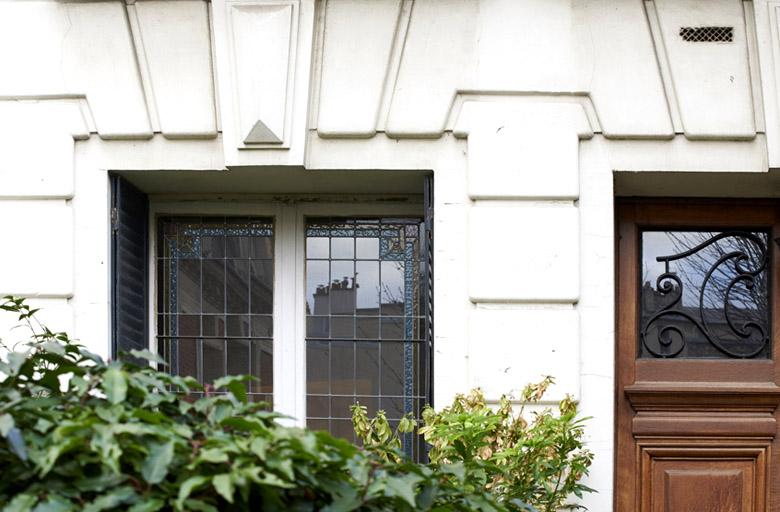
[212,474,234,504]
[384,477,418,507]
[132,409,172,425]
[182,501,218,512]
[127,500,165,512]
[69,375,89,395]
[194,448,228,465]
[6,351,30,377]
[127,349,167,365]
[250,437,268,460]
[39,341,65,355]
[79,349,105,366]
[7,426,28,461]
[82,486,136,512]
[266,456,294,481]
[73,473,126,493]
[3,493,37,512]
[39,436,81,476]
[441,461,466,482]
[176,476,210,510]
[213,375,257,404]
[95,404,125,423]
[220,417,264,432]
[0,413,14,437]
[322,485,362,512]
[33,418,55,434]
[142,440,175,484]
[31,495,76,512]
[102,367,127,405]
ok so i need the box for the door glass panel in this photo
[640,230,770,359]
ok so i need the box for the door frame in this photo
[615,199,780,511]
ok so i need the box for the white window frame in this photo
[148,199,423,426]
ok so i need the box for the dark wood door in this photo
[616,201,780,511]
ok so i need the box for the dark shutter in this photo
[423,173,434,407]
[110,175,149,362]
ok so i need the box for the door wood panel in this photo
[640,444,769,512]
[659,467,748,512]
[616,200,780,511]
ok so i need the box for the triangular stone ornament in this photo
[243,119,283,144]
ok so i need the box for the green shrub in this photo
[0,297,536,511]
[352,380,594,511]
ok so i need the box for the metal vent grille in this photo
[679,26,733,43]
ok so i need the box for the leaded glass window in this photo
[157,216,274,401]
[305,218,429,459]
[640,230,770,359]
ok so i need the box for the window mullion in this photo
[274,203,304,425]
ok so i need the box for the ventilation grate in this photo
[679,26,733,43]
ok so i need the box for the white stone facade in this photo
[3,0,780,508]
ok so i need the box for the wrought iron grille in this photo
[640,230,770,359]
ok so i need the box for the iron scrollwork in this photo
[640,231,769,359]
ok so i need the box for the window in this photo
[111,179,433,458]
[305,218,429,458]
[156,216,275,402]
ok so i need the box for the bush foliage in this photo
[0,297,593,511]
[353,380,594,512]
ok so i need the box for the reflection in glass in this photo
[202,260,225,313]
[380,261,405,316]
[306,260,330,315]
[177,260,200,313]
[331,317,355,338]
[202,316,224,337]
[202,236,225,258]
[331,237,354,259]
[331,341,354,395]
[304,218,429,460]
[356,342,379,394]
[177,315,200,337]
[225,236,250,259]
[202,339,225,384]
[380,341,404,395]
[307,341,329,394]
[250,260,273,315]
[356,237,379,259]
[226,260,249,313]
[250,339,273,396]
[226,339,249,376]
[157,217,274,404]
[330,261,355,314]
[176,338,199,381]
[355,261,380,314]
[251,316,272,338]
[640,230,770,359]
[306,237,329,259]
[226,315,249,337]
[356,317,379,339]
[308,395,328,417]
[251,237,273,259]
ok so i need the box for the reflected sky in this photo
[640,230,770,358]
[641,231,768,311]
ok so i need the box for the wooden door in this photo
[616,200,780,511]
